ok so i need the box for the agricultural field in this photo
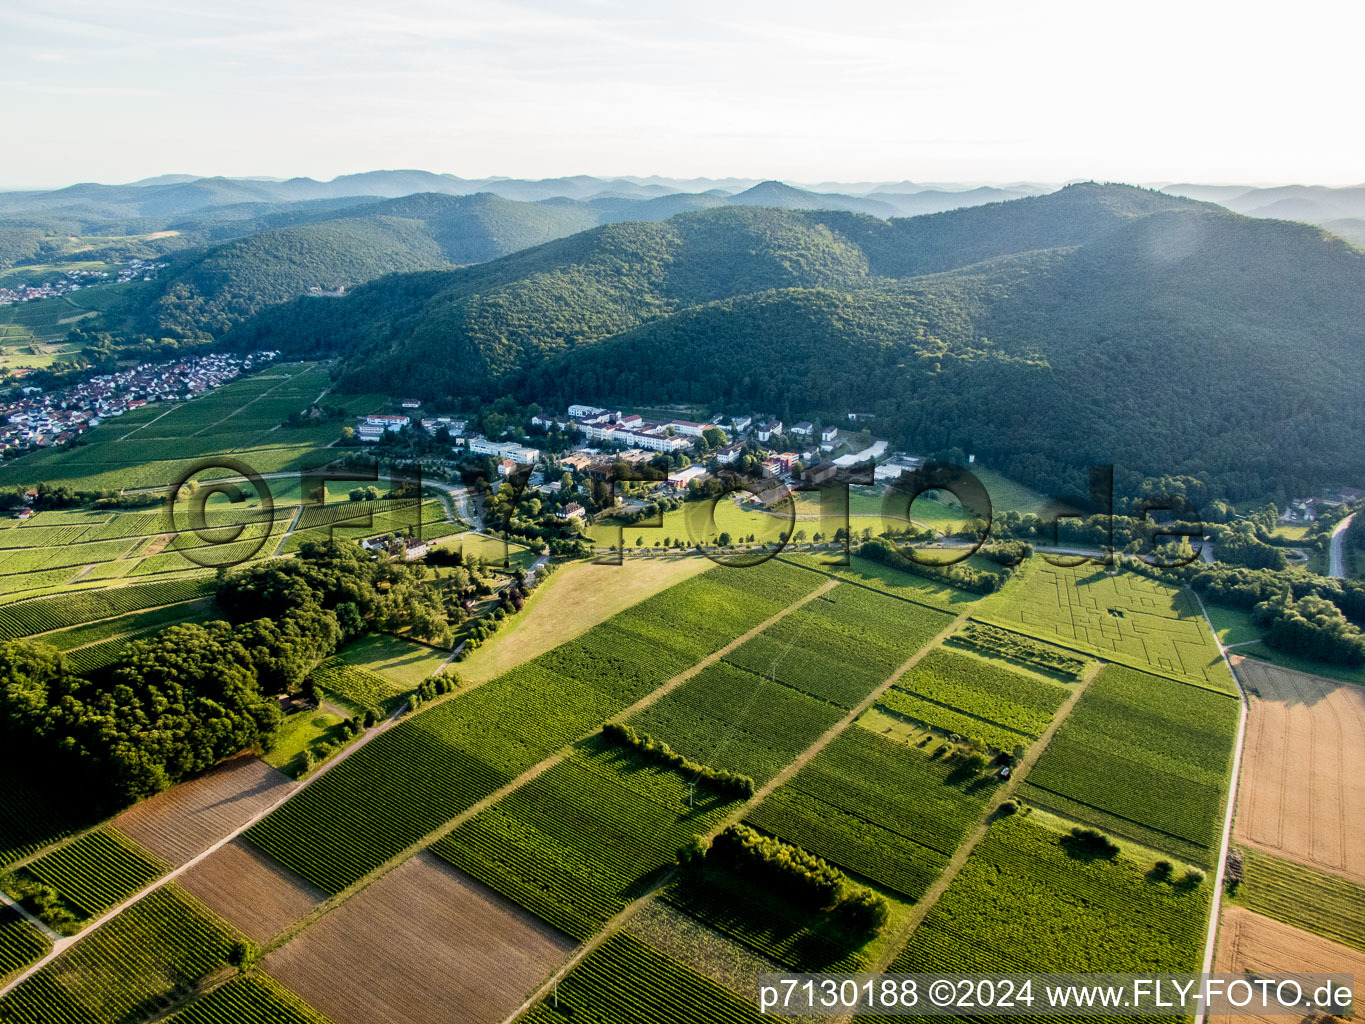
[0,565,214,630]
[0,910,48,986]
[520,932,775,1024]
[882,647,1072,744]
[1020,664,1240,867]
[433,530,536,568]
[0,761,99,871]
[977,560,1235,692]
[162,973,333,1024]
[945,620,1090,679]
[722,583,952,708]
[178,840,324,945]
[1229,846,1365,952]
[0,362,348,492]
[1232,656,1365,882]
[1212,907,1365,1024]
[455,557,711,684]
[243,561,824,894]
[744,727,992,900]
[307,658,407,715]
[266,852,574,1024]
[0,885,241,1022]
[629,660,844,786]
[433,741,738,940]
[333,632,448,686]
[890,814,1210,974]
[111,755,297,868]
[779,552,985,611]
[15,827,167,924]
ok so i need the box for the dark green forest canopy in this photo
[223,184,1365,502]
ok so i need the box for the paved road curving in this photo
[1329,512,1355,578]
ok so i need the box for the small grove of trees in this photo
[1252,590,1365,666]
[690,824,890,936]
[601,723,755,798]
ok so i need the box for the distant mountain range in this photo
[222,183,1365,503]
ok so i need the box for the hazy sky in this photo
[4,0,1361,189]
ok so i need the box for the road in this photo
[1329,512,1355,578]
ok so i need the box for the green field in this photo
[433,741,738,940]
[308,658,408,715]
[333,632,449,686]
[243,561,825,893]
[522,932,774,1024]
[0,885,241,1022]
[977,560,1236,693]
[888,814,1209,973]
[1230,847,1365,952]
[0,908,49,986]
[745,727,991,900]
[1020,664,1240,867]
[162,973,332,1024]
[16,827,167,924]
[262,709,358,778]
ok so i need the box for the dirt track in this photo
[1232,657,1365,883]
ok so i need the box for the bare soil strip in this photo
[265,853,575,1024]
[178,838,325,945]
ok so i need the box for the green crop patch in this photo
[977,562,1235,693]
[433,742,737,940]
[1021,664,1239,866]
[723,584,953,708]
[947,621,1090,679]
[886,815,1209,977]
[889,648,1071,739]
[244,564,823,893]
[630,662,844,785]
[309,658,407,715]
[164,973,333,1024]
[779,552,984,611]
[0,578,213,639]
[0,908,48,985]
[745,728,992,899]
[521,932,775,1024]
[18,827,167,922]
[0,885,241,1023]
[874,689,1027,755]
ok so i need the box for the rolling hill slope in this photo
[227,183,1365,501]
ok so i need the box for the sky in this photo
[3,0,1362,189]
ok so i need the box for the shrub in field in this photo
[602,723,755,797]
[1061,828,1120,861]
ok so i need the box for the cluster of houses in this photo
[0,260,168,307]
[0,351,278,455]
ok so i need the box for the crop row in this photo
[0,578,213,638]
[244,564,822,893]
[0,885,240,1023]
[889,816,1208,974]
[1022,664,1237,859]
[0,538,140,577]
[876,688,1028,754]
[1231,847,1365,952]
[901,649,1070,735]
[948,621,1089,678]
[166,973,332,1024]
[310,659,406,714]
[22,827,167,920]
[630,662,843,785]
[724,586,952,708]
[0,909,48,985]
[522,933,774,1024]
[434,747,734,940]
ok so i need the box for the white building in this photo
[568,404,607,419]
[365,414,410,432]
[667,465,710,489]
[668,419,706,437]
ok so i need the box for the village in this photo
[0,258,168,306]
[0,350,278,455]
[357,400,930,506]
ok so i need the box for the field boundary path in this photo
[1191,589,1250,1024]
[499,611,971,1024]
[0,695,414,1000]
[273,504,306,556]
[261,579,843,956]
[851,658,1101,997]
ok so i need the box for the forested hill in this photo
[227,183,1365,500]
[131,192,602,337]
